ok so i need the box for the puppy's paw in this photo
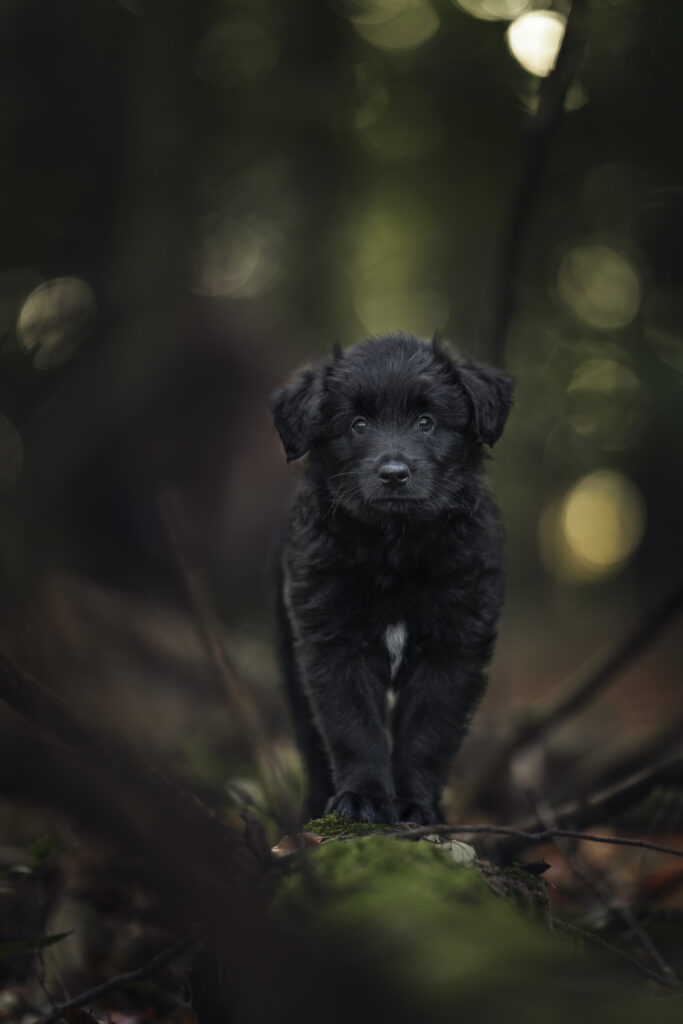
[326,791,398,825]
[397,800,441,826]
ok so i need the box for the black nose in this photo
[378,460,410,487]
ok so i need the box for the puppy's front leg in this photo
[391,658,487,825]
[299,643,397,824]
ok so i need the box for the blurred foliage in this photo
[0,5,682,1018]
[0,930,72,966]
[0,0,680,831]
[0,0,679,888]
[0,0,681,619]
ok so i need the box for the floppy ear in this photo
[456,361,514,446]
[269,366,325,461]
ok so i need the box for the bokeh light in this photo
[454,0,531,22]
[506,11,566,77]
[557,243,641,330]
[566,358,649,451]
[347,1,440,51]
[191,216,284,298]
[539,470,646,582]
[194,21,278,87]
[0,415,23,492]
[563,471,646,571]
[17,277,96,370]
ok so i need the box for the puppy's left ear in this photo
[269,365,325,462]
[457,361,514,446]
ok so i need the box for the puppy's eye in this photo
[417,414,435,433]
[351,417,368,435]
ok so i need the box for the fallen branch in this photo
[488,0,587,365]
[475,583,683,804]
[39,931,203,1024]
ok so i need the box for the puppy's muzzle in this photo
[377,459,410,488]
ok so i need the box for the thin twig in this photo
[551,917,677,989]
[393,822,683,859]
[536,797,678,984]
[488,0,586,366]
[512,584,683,748]
[574,710,683,797]
[160,489,297,829]
[514,757,683,837]
[35,949,61,1018]
[566,849,676,982]
[159,490,267,737]
[39,931,203,1024]
[475,583,683,802]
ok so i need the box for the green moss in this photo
[275,835,556,1000]
[302,811,394,838]
[272,834,683,1022]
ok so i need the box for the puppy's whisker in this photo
[323,481,357,520]
[327,471,356,482]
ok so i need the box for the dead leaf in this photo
[271,832,324,857]
[63,1008,105,1024]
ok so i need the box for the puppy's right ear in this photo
[456,361,514,447]
[269,366,324,462]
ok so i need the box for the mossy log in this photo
[268,815,682,1023]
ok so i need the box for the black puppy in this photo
[270,333,513,825]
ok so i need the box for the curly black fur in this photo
[270,333,513,825]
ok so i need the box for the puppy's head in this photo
[270,333,513,521]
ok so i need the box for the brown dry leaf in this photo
[93,1014,137,1024]
[99,1008,198,1024]
[271,832,324,857]
[640,864,683,909]
[158,1010,199,1024]
[63,1008,105,1024]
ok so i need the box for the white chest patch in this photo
[384,622,407,680]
